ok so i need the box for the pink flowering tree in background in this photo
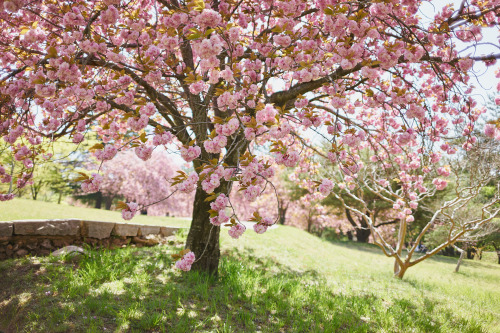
[93,150,193,216]
[230,166,291,224]
[287,162,344,235]
[1,0,500,275]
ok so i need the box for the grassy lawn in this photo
[0,198,191,228]
[1,222,499,332]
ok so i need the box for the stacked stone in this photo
[0,219,179,260]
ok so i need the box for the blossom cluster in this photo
[175,251,196,271]
[81,174,103,193]
[253,217,274,234]
[121,202,139,220]
[177,172,200,193]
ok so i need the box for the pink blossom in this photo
[201,173,221,193]
[122,202,139,220]
[73,133,84,144]
[153,132,174,146]
[178,172,199,193]
[175,251,196,271]
[180,145,201,163]
[244,127,257,140]
[135,145,153,161]
[194,9,222,28]
[253,223,268,234]
[101,5,119,25]
[127,115,149,132]
[228,223,246,239]
[215,118,239,136]
[140,103,157,117]
[275,150,300,167]
[210,210,230,226]
[81,173,103,193]
[210,193,228,211]
[204,135,227,154]
[261,217,274,226]
[318,178,334,196]
[95,145,118,161]
[437,166,450,177]
[243,185,260,202]
[189,81,205,95]
[256,105,277,124]
[274,35,291,47]
[432,178,448,190]
[23,159,33,169]
[484,124,497,138]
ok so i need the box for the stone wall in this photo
[0,219,181,260]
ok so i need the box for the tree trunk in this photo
[57,191,62,204]
[393,259,408,279]
[494,245,500,265]
[95,191,102,209]
[355,228,370,243]
[466,246,475,259]
[31,184,39,200]
[105,196,113,210]
[453,245,465,273]
[307,215,313,233]
[185,186,221,276]
[345,208,371,243]
[278,200,288,225]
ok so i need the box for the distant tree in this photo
[0,137,94,202]
[94,150,193,217]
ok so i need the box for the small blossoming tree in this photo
[94,150,194,217]
[1,0,500,275]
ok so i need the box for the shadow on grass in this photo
[0,245,488,333]
[324,239,383,254]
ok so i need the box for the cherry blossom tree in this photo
[1,0,500,275]
[95,150,193,216]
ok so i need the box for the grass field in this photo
[0,198,191,227]
[1,200,500,332]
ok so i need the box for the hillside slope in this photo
[0,200,499,332]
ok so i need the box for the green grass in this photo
[1,224,500,332]
[0,198,190,227]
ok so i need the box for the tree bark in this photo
[95,191,102,209]
[453,245,465,273]
[355,228,370,243]
[105,196,113,210]
[185,186,222,276]
[466,246,475,259]
[494,244,500,265]
[394,259,408,278]
[31,183,40,200]
[345,208,371,242]
[278,200,288,225]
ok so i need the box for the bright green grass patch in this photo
[0,198,190,227]
[1,226,499,332]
